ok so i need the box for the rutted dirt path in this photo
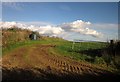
[2,44,117,80]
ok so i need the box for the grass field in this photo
[2,38,114,69]
[2,29,120,80]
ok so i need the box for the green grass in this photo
[3,36,120,72]
[3,37,107,58]
[2,29,120,74]
[2,37,66,55]
[53,41,107,61]
[2,36,107,62]
[46,40,108,64]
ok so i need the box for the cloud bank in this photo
[0,20,105,41]
[60,20,102,38]
[0,22,64,37]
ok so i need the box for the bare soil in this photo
[2,44,119,80]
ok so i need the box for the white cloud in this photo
[1,20,117,42]
[89,23,118,41]
[60,20,102,38]
[0,21,26,29]
[0,21,64,36]
[89,23,118,30]
[71,28,102,38]
[33,25,64,36]
[71,20,91,28]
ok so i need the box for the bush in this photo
[95,56,106,65]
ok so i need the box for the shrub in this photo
[94,56,106,65]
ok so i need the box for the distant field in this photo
[54,41,107,60]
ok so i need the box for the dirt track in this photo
[2,44,119,80]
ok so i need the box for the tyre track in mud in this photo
[2,44,115,80]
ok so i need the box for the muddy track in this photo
[2,44,118,80]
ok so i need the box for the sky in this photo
[1,2,119,42]
[1,0,120,2]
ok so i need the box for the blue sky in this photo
[2,2,118,41]
[2,2,118,24]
